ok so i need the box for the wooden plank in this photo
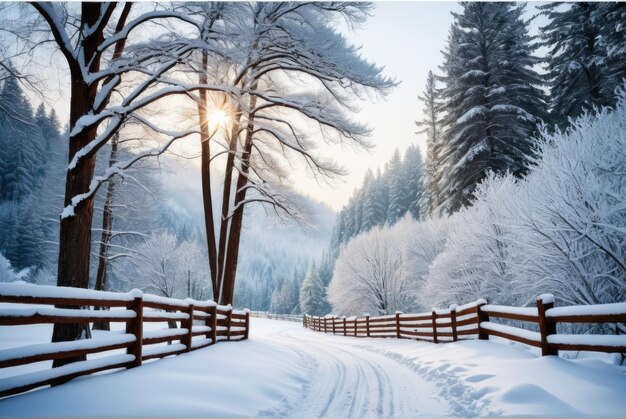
[550,343,626,353]
[483,328,541,348]
[0,295,129,307]
[142,347,185,361]
[548,314,626,323]
[0,359,132,398]
[0,341,132,369]
[0,314,132,326]
[143,301,187,312]
[482,310,539,323]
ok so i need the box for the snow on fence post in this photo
[343,317,347,336]
[366,315,370,337]
[536,294,558,356]
[226,306,233,341]
[125,292,143,368]
[209,305,217,344]
[477,300,489,340]
[431,310,438,344]
[450,304,458,342]
[182,300,194,352]
[396,312,401,339]
[244,310,250,340]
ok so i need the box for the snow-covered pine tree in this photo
[0,74,45,202]
[595,3,626,100]
[385,149,404,225]
[402,145,425,220]
[416,71,444,217]
[299,262,326,316]
[540,2,612,126]
[439,3,547,213]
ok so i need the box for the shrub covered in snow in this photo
[0,252,16,282]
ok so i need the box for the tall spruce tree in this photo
[439,3,547,213]
[402,145,425,220]
[540,2,614,127]
[416,71,444,217]
[385,149,404,225]
[299,262,326,316]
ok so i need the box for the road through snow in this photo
[1,317,625,416]
[262,322,450,417]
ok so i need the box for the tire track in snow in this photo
[263,325,451,417]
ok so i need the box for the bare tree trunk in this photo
[197,50,219,296]
[92,133,119,331]
[220,94,257,305]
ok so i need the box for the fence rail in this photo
[0,283,250,398]
[304,294,626,356]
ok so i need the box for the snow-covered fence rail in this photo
[0,283,250,398]
[304,294,626,356]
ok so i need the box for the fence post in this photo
[431,310,438,343]
[126,293,143,368]
[226,306,233,341]
[366,315,370,337]
[477,300,489,340]
[332,316,336,334]
[354,318,358,337]
[396,312,401,339]
[450,304,458,342]
[209,304,217,344]
[324,316,328,333]
[343,317,347,336]
[244,310,250,340]
[182,301,194,352]
[537,294,558,356]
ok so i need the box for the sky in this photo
[294,2,460,210]
[19,2,546,213]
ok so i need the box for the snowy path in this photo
[264,325,449,417]
[1,318,625,416]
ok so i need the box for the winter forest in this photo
[0,0,625,335]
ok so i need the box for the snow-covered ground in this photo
[1,318,625,416]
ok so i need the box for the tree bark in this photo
[51,3,104,368]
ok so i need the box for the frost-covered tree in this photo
[299,262,326,316]
[416,71,444,217]
[439,3,547,213]
[329,224,416,316]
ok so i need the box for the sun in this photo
[209,109,228,128]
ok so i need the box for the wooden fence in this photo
[304,294,626,356]
[0,283,250,398]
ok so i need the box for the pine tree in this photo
[595,3,626,98]
[439,3,547,213]
[540,2,612,126]
[416,71,444,216]
[299,262,326,316]
[385,149,404,224]
[403,145,425,220]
